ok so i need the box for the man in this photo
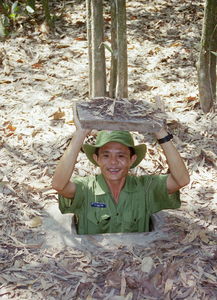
[52,116,190,235]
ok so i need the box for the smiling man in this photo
[52,119,190,235]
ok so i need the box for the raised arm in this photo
[52,109,91,198]
[154,128,190,194]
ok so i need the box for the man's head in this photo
[82,130,146,169]
[93,141,137,183]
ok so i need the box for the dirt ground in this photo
[0,0,217,299]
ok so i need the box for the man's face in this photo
[93,142,137,183]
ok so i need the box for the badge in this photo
[91,202,107,208]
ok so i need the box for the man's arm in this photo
[154,128,190,194]
[52,129,90,198]
[52,106,91,198]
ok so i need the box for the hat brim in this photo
[82,143,146,168]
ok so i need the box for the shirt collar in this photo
[95,174,109,195]
[95,174,137,195]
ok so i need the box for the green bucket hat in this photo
[82,130,146,168]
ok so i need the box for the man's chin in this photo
[104,172,124,181]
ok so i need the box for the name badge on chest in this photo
[91,202,107,208]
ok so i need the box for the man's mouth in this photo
[108,168,120,173]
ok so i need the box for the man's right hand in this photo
[73,103,91,135]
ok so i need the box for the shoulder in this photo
[73,175,96,185]
[127,174,166,184]
[126,174,168,190]
[125,174,153,190]
[73,175,102,192]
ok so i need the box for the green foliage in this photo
[0,0,53,38]
[26,0,35,10]
[9,1,21,20]
[0,13,9,37]
[0,0,34,37]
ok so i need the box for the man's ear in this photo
[130,154,137,166]
[93,153,98,164]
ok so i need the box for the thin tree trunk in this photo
[198,0,217,112]
[109,0,118,98]
[116,0,128,99]
[42,0,52,26]
[91,0,106,97]
[86,0,92,98]
[210,24,217,98]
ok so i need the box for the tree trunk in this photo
[85,0,128,99]
[42,0,52,26]
[90,0,106,97]
[109,0,118,98]
[116,0,128,99]
[86,0,92,98]
[198,0,217,112]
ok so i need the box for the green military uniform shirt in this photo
[58,174,180,235]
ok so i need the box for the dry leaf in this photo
[38,22,50,34]
[141,256,154,273]
[170,42,182,47]
[51,109,65,120]
[120,271,126,296]
[199,231,209,243]
[32,129,42,137]
[181,230,199,244]
[6,124,16,131]
[2,175,10,184]
[106,271,121,288]
[66,120,75,125]
[32,63,43,69]
[164,278,173,294]
[180,270,187,284]
[75,36,87,41]
[186,96,197,102]
[26,216,42,228]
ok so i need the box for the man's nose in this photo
[110,155,118,164]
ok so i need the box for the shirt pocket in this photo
[122,210,141,232]
[87,208,111,234]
